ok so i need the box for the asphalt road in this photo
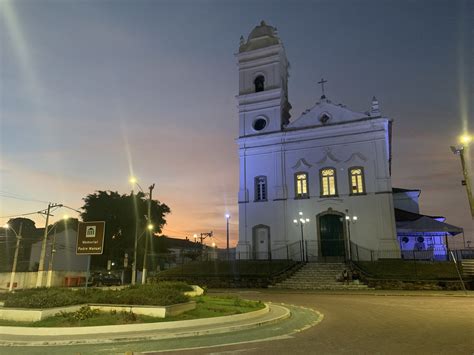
[1,291,473,354]
[161,291,474,355]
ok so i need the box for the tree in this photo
[0,218,39,272]
[81,190,170,269]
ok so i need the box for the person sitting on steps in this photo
[342,269,349,285]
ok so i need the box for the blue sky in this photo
[0,0,472,246]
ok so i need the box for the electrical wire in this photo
[0,191,49,204]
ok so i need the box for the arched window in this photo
[255,176,267,201]
[254,75,265,92]
[349,167,365,195]
[295,172,309,199]
[320,168,337,197]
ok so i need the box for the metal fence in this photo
[350,242,474,262]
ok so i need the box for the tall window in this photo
[254,75,265,92]
[255,176,267,201]
[295,172,309,199]
[320,168,337,196]
[350,167,365,194]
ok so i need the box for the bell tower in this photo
[236,21,291,137]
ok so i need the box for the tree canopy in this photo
[0,218,40,272]
[81,190,170,269]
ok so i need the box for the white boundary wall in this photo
[0,271,87,290]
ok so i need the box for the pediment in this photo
[291,158,313,170]
[344,152,368,164]
[287,99,368,129]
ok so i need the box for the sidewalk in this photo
[0,303,290,347]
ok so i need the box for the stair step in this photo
[273,262,370,290]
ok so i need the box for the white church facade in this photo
[235,22,462,262]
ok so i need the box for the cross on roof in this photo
[317,78,328,99]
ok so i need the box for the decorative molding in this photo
[344,152,368,163]
[291,158,313,170]
[317,197,344,203]
[315,147,341,165]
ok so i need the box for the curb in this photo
[0,303,291,347]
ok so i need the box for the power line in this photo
[0,192,49,204]
[0,210,45,219]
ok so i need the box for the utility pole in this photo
[200,231,213,260]
[36,203,61,287]
[225,214,230,260]
[46,224,58,288]
[451,142,474,219]
[459,147,474,218]
[9,223,23,292]
[142,183,155,284]
[131,191,138,285]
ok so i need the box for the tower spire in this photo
[371,96,381,116]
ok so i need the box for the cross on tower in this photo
[317,78,328,99]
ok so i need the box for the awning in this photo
[396,216,463,236]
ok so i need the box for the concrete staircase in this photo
[461,260,474,277]
[272,262,371,290]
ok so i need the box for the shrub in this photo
[151,281,193,292]
[3,283,191,309]
[60,306,99,321]
[3,288,85,309]
[120,310,138,323]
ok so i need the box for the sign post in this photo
[76,221,105,291]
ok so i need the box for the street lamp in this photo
[345,210,358,261]
[293,212,310,262]
[225,213,230,259]
[3,223,22,292]
[129,177,155,284]
[451,133,474,219]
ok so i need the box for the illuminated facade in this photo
[235,21,399,260]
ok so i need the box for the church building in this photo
[235,21,462,261]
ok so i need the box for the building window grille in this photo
[255,176,267,201]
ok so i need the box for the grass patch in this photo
[0,296,264,327]
[166,295,265,320]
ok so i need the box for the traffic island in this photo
[0,303,294,346]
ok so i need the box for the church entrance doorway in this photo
[318,213,346,260]
[252,225,270,260]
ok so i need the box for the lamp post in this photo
[3,223,23,292]
[344,210,358,261]
[129,177,139,285]
[293,212,310,262]
[451,133,474,219]
[142,184,155,284]
[129,177,155,284]
[225,214,230,260]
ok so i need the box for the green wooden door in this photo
[319,214,345,257]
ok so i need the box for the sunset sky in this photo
[0,0,472,247]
